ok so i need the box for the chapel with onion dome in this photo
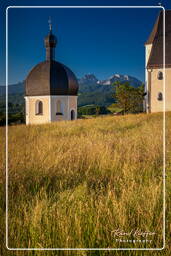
[25,19,79,125]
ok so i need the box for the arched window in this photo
[157,71,163,80]
[71,110,75,120]
[56,100,62,115]
[157,92,163,101]
[35,100,43,115]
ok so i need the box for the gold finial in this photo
[48,16,52,32]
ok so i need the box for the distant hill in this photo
[0,73,142,106]
[0,82,24,96]
[78,73,142,106]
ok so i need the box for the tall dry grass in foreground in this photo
[0,112,171,256]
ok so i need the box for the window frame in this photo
[157,71,163,80]
[35,100,43,115]
[157,92,163,101]
[56,100,63,115]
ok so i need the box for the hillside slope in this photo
[0,113,170,254]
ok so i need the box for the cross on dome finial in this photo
[48,16,52,32]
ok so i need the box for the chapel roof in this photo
[25,60,79,96]
[25,27,78,96]
[147,10,171,68]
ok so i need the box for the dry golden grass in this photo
[0,112,171,256]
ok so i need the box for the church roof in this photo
[25,60,79,96]
[147,10,171,68]
[25,26,79,96]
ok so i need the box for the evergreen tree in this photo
[113,82,144,114]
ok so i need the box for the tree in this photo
[113,82,144,114]
[95,106,100,115]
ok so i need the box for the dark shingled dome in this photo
[25,60,79,96]
[25,28,79,96]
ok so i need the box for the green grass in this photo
[0,112,171,255]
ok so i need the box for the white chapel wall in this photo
[25,96,50,124]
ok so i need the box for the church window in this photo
[157,71,163,80]
[71,110,75,120]
[157,92,163,101]
[35,100,43,115]
[56,100,62,115]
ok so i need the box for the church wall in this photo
[50,96,69,121]
[145,44,153,65]
[25,96,50,124]
[149,68,171,112]
[145,44,153,112]
[25,95,78,124]
[68,96,77,120]
[25,97,29,125]
[165,68,171,111]
[50,95,78,121]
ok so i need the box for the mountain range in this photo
[78,73,142,87]
[0,73,142,106]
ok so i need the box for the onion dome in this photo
[25,18,79,96]
[25,60,79,96]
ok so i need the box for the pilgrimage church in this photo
[145,10,171,113]
[25,21,79,125]
[25,11,171,123]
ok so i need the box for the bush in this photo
[0,112,5,126]
[0,112,25,126]
[78,105,110,116]
[8,112,25,125]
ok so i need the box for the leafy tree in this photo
[113,82,144,114]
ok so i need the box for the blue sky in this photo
[0,0,170,85]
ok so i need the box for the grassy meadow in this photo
[0,112,171,256]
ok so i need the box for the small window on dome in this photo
[157,92,163,101]
[35,100,43,115]
[157,71,163,80]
